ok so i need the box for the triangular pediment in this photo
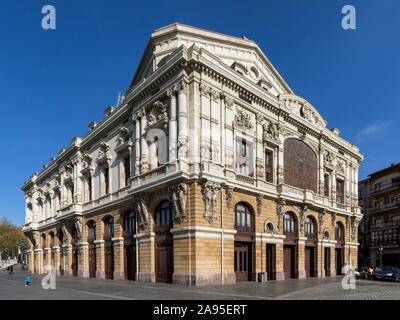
[129,23,293,96]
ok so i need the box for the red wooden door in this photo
[283,245,295,279]
[324,247,331,276]
[105,241,114,279]
[72,247,78,277]
[305,246,315,277]
[335,248,343,275]
[89,243,96,278]
[59,251,64,275]
[155,235,173,283]
[234,242,251,282]
[125,245,136,281]
[266,244,275,280]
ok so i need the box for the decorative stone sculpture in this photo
[133,195,149,230]
[299,205,310,233]
[202,181,221,223]
[234,107,253,130]
[256,194,263,215]
[318,209,326,234]
[224,185,234,209]
[73,216,83,241]
[168,182,187,224]
[277,199,286,231]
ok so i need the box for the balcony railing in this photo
[371,180,400,194]
[370,220,400,230]
[370,201,400,213]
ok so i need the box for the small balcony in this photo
[370,201,400,213]
[370,180,400,195]
[370,220,400,230]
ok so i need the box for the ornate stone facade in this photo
[22,23,363,285]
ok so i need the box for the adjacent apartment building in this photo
[358,163,400,267]
[22,23,363,285]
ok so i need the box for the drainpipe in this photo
[221,186,224,285]
[135,216,139,282]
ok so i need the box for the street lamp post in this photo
[378,247,383,267]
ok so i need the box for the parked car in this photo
[372,266,400,281]
[356,267,368,279]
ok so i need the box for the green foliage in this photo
[0,217,23,259]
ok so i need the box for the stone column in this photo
[319,151,325,195]
[78,242,89,278]
[277,146,285,185]
[44,248,51,268]
[95,240,105,279]
[112,237,125,280]
[167,87,177,162]
[63,244,72,276]
[140,109,149,172]
[297,237,306,279]
[27,250,34,273]
[53,246,60,275]
[330,242,337,276]
[177,80,188,161]
[73,153,83,203]
[137,232,156,282]
[275,242,285,280]
[134,113,141,175]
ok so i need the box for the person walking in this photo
[25,274,31,287]
[8,265,13,275]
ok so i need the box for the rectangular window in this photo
[124,156,130,186]
[375,183,381,192]
[324,174,329,197]
[336,179,344,204]
[265,151,273,183]
[88,176,92,201]
[235,138,253,177]
[104,167,109,194]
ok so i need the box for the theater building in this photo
[22,23,363,285]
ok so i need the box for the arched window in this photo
[104,216,114,239]
[284,139,317,193]
[50,232,55,247]
[123,211,136,234]
[305,216,316,238]
[88,221,96,241]
[283,212,296,236]
[71,227,78,243]
[335,222,344,241]
[41,235,46,249]
[234,202,253,232]
[155,201,173,231]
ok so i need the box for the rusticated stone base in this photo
[274,271,285,281]
[297,270,306,279]
[64,270,72,276]
[96,270,105,279]
[113,271,125,281]
[173,273,236,286]
[77,270,89,278]
[330,270,337,277]
[138,272,155,283]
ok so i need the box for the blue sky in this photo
[1,0,399,226]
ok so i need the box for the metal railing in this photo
[370,219,400,230]
[371,180,400,194]
[370,201,400,213]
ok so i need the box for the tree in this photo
[0,217,24,260]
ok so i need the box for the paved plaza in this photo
[0,269,399,300]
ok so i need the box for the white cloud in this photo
[355,121,390,142]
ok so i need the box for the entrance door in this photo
[324,248,331,277]
[105,241,114,279]
[155,236,173,283]
[335,248,343,275]
[266,244,275,280]
[72,247,78,277]
[234,242,251,282]
[283,245,295,279]
[305,246,315,278]
[125,245,136,281]
[60,251,64,275]
[89,243,96,278]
